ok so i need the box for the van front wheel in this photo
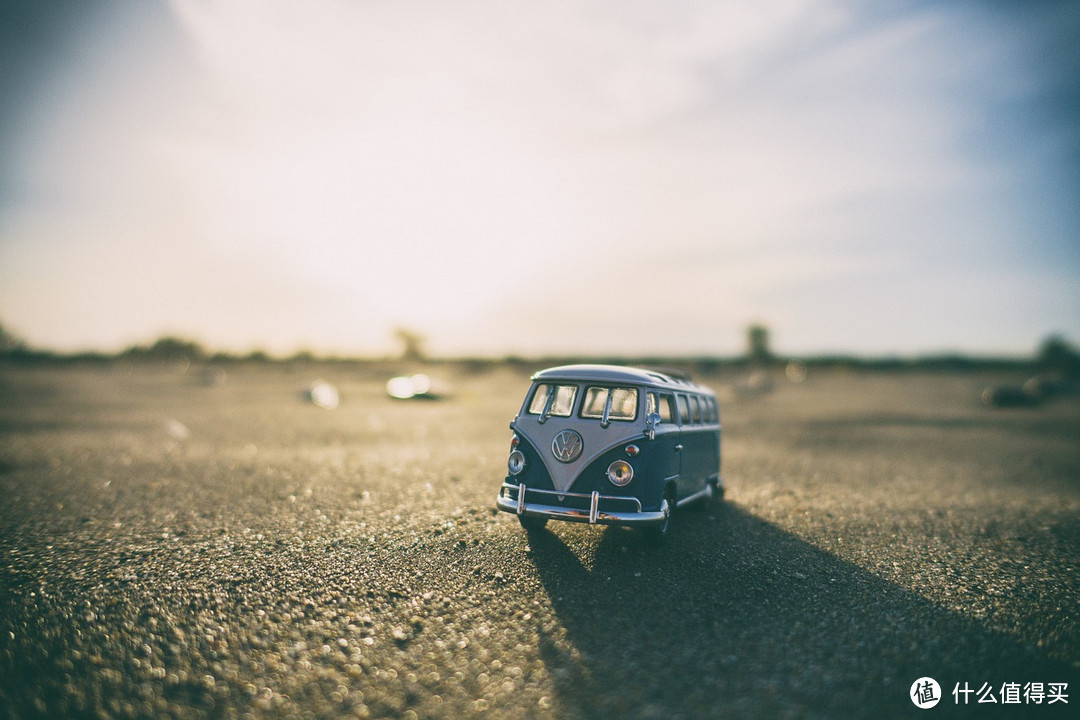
[703,479,724,509]
[519,515,548,532]
[643,493,672,547]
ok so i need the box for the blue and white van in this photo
[496,364,722,543]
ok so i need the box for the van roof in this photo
[530,364,713,394]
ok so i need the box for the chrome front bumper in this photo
[496,482,666,527]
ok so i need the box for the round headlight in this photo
[606,460,633,486]
[508,450,526,475]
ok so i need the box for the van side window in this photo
[676,394,690,425]
[659,395,674,422]
[706,397,718,423]
[690,395,702,424]
[527,384,577,417]
[647,392,676,423]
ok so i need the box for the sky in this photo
[1,0,1078,358]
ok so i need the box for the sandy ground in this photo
[1,362,1077,719]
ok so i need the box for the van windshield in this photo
[581,386,638,422]
[527,384,577,419]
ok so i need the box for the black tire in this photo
[518,515,548,532]
[703,478,724,509]
[643,492,673,547]
[714,479,725,502]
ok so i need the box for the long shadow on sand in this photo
[526,503,1076,719]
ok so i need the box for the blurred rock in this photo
[982,373,1076,408]
[1024,373,1074,399]
[165,419,191,441]
[735,369,775,399]
[785,361,808,383]
[981,383,1040,408]
[304,381,340,409]
[386,373,449,400]
[199,366,228,387]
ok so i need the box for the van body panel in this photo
[511,412,644,495]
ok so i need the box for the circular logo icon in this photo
[910,677,941,709]
[551,430,584,463]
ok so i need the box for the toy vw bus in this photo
[496,364,722,543]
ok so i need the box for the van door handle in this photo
[674,444,684,452]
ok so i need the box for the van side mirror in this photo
[645,412,661,440]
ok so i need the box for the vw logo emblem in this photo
[551,430,583,463]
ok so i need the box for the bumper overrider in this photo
[497,482,667,526]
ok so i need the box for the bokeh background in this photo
[3,7,1080,716]
[2,0,1078,360]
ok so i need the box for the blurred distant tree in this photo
[747,324,773,365]
[122,336,205,362]
[394,327,427,362]
[1037,335,1080,377]
[149,337,205,360]
[0,322,28,354]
